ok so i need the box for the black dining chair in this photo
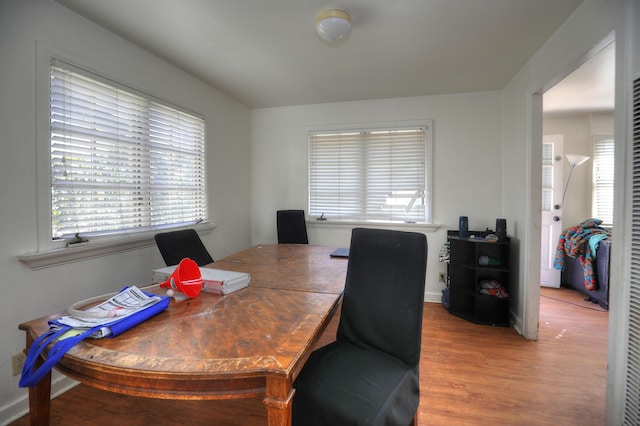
[292,228,427,426]
[276,210,309,244]
[154,229,214,266]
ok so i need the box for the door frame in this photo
[524,33,616,341]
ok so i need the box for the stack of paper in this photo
[56,286,167,338]
[152,266,250,295]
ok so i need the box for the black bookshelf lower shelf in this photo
[447,294,510,326]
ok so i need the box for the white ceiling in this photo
[55,0,605,110]
[543,42,615,114]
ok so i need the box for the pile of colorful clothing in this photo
[478,279,509,298]
[553,218,609,291]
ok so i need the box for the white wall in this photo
[501,0,620,339]
[0,0,252,422]
[251,92,504,303]
[501,0,628,422]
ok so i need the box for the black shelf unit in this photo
[447,231,510,326]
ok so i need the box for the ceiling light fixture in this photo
[315,10,351,43]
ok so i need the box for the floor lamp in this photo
[561,154,590,206]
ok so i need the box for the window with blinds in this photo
[592,135,614,226]
[309,124,431,224]
[50,59,207,240]
[541,142,554,212]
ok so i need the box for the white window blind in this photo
[309,125,431,223]
[592,135,614,226]
[50,59,207,240]
[541,142,554,212]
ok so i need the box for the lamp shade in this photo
[316,10,351,42]
[565,154,590,167]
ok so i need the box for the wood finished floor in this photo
[10,286,607,426]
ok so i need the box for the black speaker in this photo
[459,216,469,238]
[496,218,507,242]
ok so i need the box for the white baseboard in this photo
[511,310,523,336]
[425,289,444,303]
[0,376,78,426]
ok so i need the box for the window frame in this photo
[307,121,433,226]
[22,44,214,269]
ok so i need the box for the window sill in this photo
[306,220,440,233]
[18,223,216,270]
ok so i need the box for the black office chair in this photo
[276,210,309,244]
[292,228,427,426]
[154,229,214,266]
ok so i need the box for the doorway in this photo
[539,39,614,331]
[541,40,615,282]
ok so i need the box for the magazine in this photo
[54,286,164,338]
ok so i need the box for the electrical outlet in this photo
[11,352,26,376]
[438,272,446,283]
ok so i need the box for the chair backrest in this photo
[337,228,427,366]
[154,229,214,266]
[277,210,309,244]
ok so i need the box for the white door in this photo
[540,135,564,287]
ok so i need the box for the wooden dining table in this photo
[19,244,348,426]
